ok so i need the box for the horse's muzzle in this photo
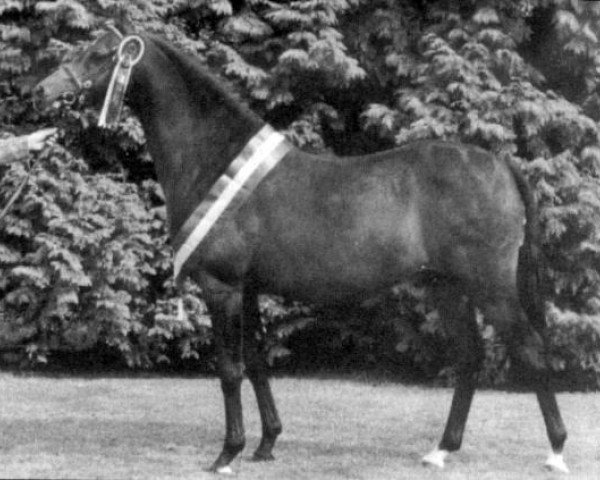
[32,83,78,112]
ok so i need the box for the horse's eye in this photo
[88,50,104,61]
[92,44,117,59]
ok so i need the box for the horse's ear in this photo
[105,5,135,35]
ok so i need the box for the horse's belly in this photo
[257,263,413,306]
[254,221,428,305]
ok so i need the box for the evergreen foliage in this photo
[0,0,599,387]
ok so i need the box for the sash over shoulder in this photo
[172,124,291,281]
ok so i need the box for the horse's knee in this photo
[456,348,484,377]
[218,360,245,393]
[480,295,549,372]
[245,353,267,380]
[448,319,484,376]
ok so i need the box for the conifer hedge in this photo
[0,0,599,388]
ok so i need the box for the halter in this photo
[105,23,125,40]
[57,25,125,102]
[60,63,86,92]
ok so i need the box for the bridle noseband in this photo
[57,25,124,102]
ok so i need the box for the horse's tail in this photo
[507,157,547,331]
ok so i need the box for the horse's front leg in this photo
[243,284,282,461]
[200,276,246,474]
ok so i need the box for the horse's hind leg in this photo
[422,281,484,468]
[243,284,282,461]
[511,317,568,472]
[482,294,568,472]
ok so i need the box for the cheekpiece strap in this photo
[105,23,124,39]
[98,35,145,128]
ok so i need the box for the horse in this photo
[35,20,569,474]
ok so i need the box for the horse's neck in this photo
[129,44,263,235]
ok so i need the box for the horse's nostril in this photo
[33,85,45,98]
[31,86,46,111]
[62,92,76,104]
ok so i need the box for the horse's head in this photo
[35,22,142,111]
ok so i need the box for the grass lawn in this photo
[0,373,598,479]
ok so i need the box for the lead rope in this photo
[0,175,28,221]
[0,157,34,222]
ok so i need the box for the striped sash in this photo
[173,124,291,281]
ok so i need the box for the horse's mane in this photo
[148,35,263,126]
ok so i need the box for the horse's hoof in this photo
[544,452,569,474]
[421,448,448,469]
[212,465,233,475]
[207,462,234,475]
[251,451,275,462]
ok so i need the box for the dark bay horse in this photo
[35,22,569,474]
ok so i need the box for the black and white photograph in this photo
[0,0,599,478]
